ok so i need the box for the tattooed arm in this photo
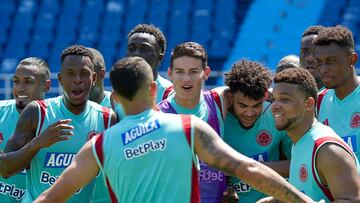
[192,116,314,203]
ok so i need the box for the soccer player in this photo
[314,26,360,160]
[87,47,113,203]
[267,67,360,202]
[0,57,51,202]
[113,24,173,118]
[87,47,112,108]
[157,42,226,203]
[0,45,117,202]
[34,56,317,203]
[299,25,325,91]
[221,60,292,203]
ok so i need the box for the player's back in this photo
[93,109,199,203]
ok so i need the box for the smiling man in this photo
[0,57,51,202]
[219,60,292,203]
[0,45,117,202]
[267,67,360,202]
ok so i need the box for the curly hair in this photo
[60,44,94,65]
[170,42,208,69]
[313,25,354,51]
[224,59,272,100]
[274,67,318,103]
[301,25,325,37]
[128,24,167,55]
[110,57,152,100]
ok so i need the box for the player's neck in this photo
[120,94,154,116]
[123,102,151,116]
[174,93,200,109]
[89,85,105,104]
[335,74,359,100]
[287,115,316,144]
[62,97,87,115]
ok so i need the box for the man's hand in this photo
[256,197,277,203]
[32,119,74,149]
[221,186,239,203]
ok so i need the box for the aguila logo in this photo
[87,130,100,141]
[350,112,360,128]
[299,164,308,182]
[256,130,272,146]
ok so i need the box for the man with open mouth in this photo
[0,45,117,203]
[158,42,226,203]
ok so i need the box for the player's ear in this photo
[203,66,211,80]
[305,96,315,111]
[92,72,97,86]
[58,73,62,86]
[44,79,51,92]
[350,52,358,68]
[167,67,173,80]
[150,81,157,98]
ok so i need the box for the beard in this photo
[275,117,297,131]
[15,101,26,111]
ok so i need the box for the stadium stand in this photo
[0,0,359,100]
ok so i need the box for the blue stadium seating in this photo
[3,0,360,98]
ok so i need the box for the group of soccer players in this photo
[0,23,359,203]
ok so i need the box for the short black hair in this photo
[313,25,355,51]
[110,57,152,100]
[301,25,325,37]
[274,67,318,104]
[17,57,50,80]
[128,24,166,56]
[170,41,208,69]
[224,59,272,100]
[60,44,94,65]
[87,47,105,72]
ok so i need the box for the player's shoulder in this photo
[42,95,62,106]
[157,75,172,87]
[0,99,15,109]
[88,100,112,113]
[262,101,272,115]
[211,86,228,95]
[104,90,112,98]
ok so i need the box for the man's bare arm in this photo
[1,102,73,178]
[263,160,290,177]
[316,143,360,202]
[34,140,100,203]
[193,116,313,203]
